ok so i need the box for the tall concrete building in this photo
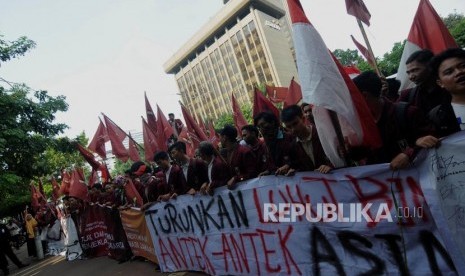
[164,0,298,122]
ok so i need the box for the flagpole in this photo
[101,113,144,150]
[356,19,382,77]
[328,110,351,167]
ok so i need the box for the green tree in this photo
[443,13,465,48]
[332,48,372,72]
[0,35,69,215]
[377,41,405,76]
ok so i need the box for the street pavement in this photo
[5,244,205,276]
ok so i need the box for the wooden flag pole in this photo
[356,19,383,77]
[328,110,352,167]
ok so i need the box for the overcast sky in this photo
[0,0,463,139]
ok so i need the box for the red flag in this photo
[69,169,89,202]
[253,88,280,121]
[284,77,303,108]
[142,118,159,162]
[345,0,371,26]
[156,105,174,151]
[59,170,71,196]
[232,94,248,134]
[88,169,98,188]
[99,163,111,184]
[124,179,143,207]
[178,127,196,158]
[351,35,376,68]
[198,118,207,134]
[343,65,362,78]
[207,121,219,148]
[51,177,60,201]
[287,0,381,167]
[38,178,45,199]
[76,143,101,170]
[128,133,141,162]
[397,0,458,90]
[30,184,41,211]
[103,114,129,162]
[88,118,108,159]
[265,85,288,103]
[181,103,209,148]
[145,92,158,134]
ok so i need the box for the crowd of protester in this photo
[2,47,464,273]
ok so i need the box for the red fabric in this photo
[88,169,98,188]
[351,35,376,68]
[178,127,196,158]
[345,0,371,26]
[38,178,45,199]
[59,171,71,196]
[144,92,158,135]
[287,0,310,24]
[69,169,89,202]
[284,77,303,108]
[156,105,173,151]
[253,88,280,121]
[265,86,288,103]
[76,143,101,170]
[88,119,108,159]
[232,94,248,134]
[209,156,231,190]
[99,163,111,184]
[181,104,209,148]
[51,177,60,201]
[30,184,41,211]
[226,145,258,182]
[124,179,143,207]
[332,54,382,149]
[142,118,159,162]
[208,121,219,148]
[128,133,141,162]
[408,0,458,52]
[103,114,129,162]
[343,64,362,76]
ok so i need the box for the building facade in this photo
[164,0,298,122]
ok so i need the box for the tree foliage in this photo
[443,13,465,48]
[214,103,252,130]
[0,35,36,66]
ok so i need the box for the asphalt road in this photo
[5,244,205,276]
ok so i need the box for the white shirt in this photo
[165,165,172,184]
[452,102,465,130]
[208,158,215,182]
[181,159,190,181]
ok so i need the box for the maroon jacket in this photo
[226,144,258,182]
[165,164,189,195]
[289,126,331,171]
[186,158,209,191]
[209,156,231,190]
[397,84,448,115]
[263,130,294,172]
[249,140,270,174]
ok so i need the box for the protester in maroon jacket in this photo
[353,71,432,170]
[241,125,270,176]
[398,49,448,115]
[219,125,258,189]
[281,105,333,174]
[198,141,231,195]
[169,141,209,194]
[153,151,187,201]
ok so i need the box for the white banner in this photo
[145,132,465,276]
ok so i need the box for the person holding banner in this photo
[153,151,187,201]
[198,141,231,195]
[423,48,465,142]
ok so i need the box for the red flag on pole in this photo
[351,35,376,68]
[30,184,41,212]
[99,163,111,184]
[124,178,143,207]
[397,0,458,90]
[181,103,209,146]
[88,169,98,188]
[103,114,129,162]
[88,118,108,159]
[51,177,60,201]
[128,133,141,162]
[142,117,159,162]
[59,170,71,196]
[287,0,381,167]
[232,94,248,134]
[145,92,158,134]
[207,121,219,148]
[76,143,101,170]
[345,0,371,26]
[178,127,196,158]
[156,105,174,151]
[253,88,280,121]
[284,77,303,108]
[38,178,45,199]
[69,169,89,202]
[265,85,288,103]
